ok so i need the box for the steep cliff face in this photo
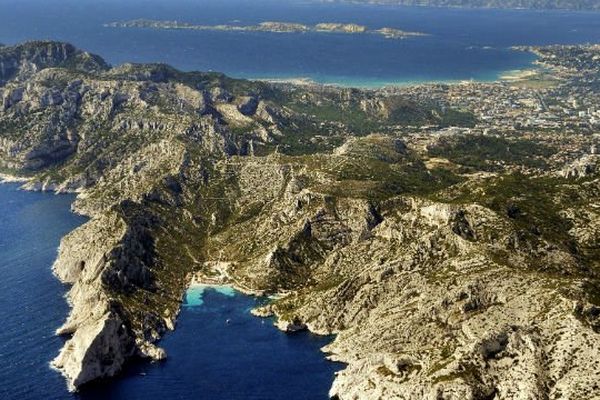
[1,41,600,398]
[50,206,169,390]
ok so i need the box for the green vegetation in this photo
[326,158,462,200]
[428,135,557,172]
[284,101,382,134]
[277,134,463,201]
[437,109,477,128]
[440,173,584,258]
[275,126,347,156]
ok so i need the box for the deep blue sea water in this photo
[1,0,600,86]
[0,183,87,400]
[0,184,341,399]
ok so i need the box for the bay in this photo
[1,0,600,87]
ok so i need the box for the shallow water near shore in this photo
[0,183,341,399]
[184,284,237,307]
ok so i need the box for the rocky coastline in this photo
[1,40,600,398]
[0,172,30,182]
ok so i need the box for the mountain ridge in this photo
[1,40,600,398]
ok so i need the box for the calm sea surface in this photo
[1,0,600,86]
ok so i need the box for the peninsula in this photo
[1,41,600,398]
[104,19,429,39]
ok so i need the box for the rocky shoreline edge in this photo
[1,40,600,399]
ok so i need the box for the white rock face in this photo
[205,157,600,399]
[275,318,307,332]
[136,340,167,360]
[52,311,132,391]
[49,212,130,390]
[298,199,600,399]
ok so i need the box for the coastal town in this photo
[370,45,600,169]
[396,46,600,130]
[263,44,600,176]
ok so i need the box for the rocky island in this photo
[104,19,429,39]
[1,40,600,398]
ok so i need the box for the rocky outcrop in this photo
[0,41,108,84]
[52,308,134,391]
[560,154,599,179]
[50,206,169,390]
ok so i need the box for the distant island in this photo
[104,19,429,39]
[326,0,600,11]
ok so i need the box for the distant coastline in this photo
[248,65,542,89]
[320,0,600,12]
[104,19,430,40]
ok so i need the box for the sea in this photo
[1,1,600,398]
[1,0,600,87]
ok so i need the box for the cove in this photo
[0,183,341,400]
[78,285,342,400]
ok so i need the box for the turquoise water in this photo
[184,284,236,307]
[1,0,600,87]
[0,183,342,399]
